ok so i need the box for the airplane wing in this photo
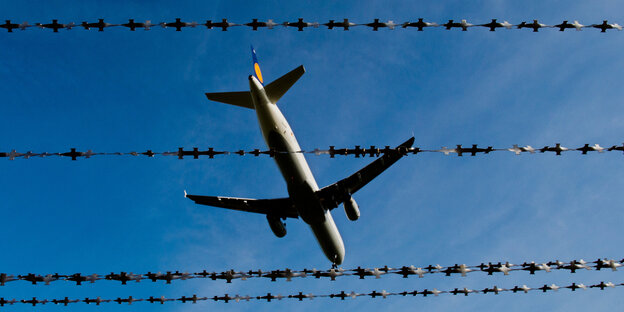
[316,137,414,209]
[185,194,299,219]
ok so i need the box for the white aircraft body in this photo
[185,48,413,265]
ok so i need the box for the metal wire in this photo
[0,18,622,33]
[0,280,621,306]
[0,258,620,286]
[1,143,621,160]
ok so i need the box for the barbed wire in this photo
[0,280,621,306]
[1,258,620,286]
[0,18,622,33]
[1,143,621,161]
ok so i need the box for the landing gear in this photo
[332,255,339,269]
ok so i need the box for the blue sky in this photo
[1,0,623,311]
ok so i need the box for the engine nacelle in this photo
[344,197,360,221]
[266,215,287,238]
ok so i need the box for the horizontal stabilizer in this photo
[265,65,305,104]
[205,91,254,109]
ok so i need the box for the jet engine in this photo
[344,196,360,221]
[266,215,287,238]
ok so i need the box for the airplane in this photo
[81,19,115,31]
[540,143,569,155]
[479,19,512,31]
[245,19,279,30]
[65,273,100,285]
[121,19,154,31]
[507,144,536,155]
[83,297,111,305]
[517,20,549,32]
[161,18,197,31]
[36,20,75,32]
[52,297,79,306]
[21,297,48,306]
[576,143,605,154]
[591,20,623,32]
[283,18,319,31]
[0,20,30,32]
[554,20,585,31]
[147,296,174,304]
[365,19,398,31]
[323,19,357,30]
[402,18,438,31]
[204,19,239,31]
[443,19,474,31]
[0,273,18,286]
[185,47,414,265]
[0,298,17,306]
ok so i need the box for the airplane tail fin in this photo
[251,45,264,85]
[264,65,305,104]
[205,47,305,108]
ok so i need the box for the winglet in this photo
[184,190,187,198]
[251,45,264,85]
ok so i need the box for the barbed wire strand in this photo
[1,257,621,286]
[0,18,622,33]
[0,280,621,306]
[1,142,623,161]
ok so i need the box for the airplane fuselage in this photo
[248,75,345,264]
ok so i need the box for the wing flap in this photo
[185,194,298,219]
